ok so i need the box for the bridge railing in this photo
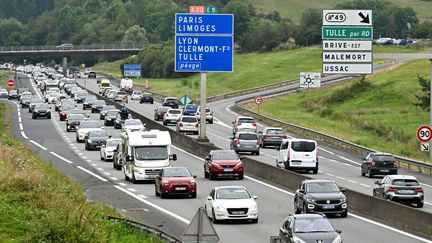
[0,44,145,52]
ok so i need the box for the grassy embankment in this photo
[0,76,162,242]
[244,59,431,161]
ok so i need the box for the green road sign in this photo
[322,26,373,39]
[206,6,216,14]
[179,95,192,106]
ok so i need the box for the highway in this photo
[4,71,431,242]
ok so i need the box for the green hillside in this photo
[244,0,432,23]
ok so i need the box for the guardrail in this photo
[107,216,181,243]
[0,44,144,52]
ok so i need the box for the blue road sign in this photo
[123,64,141,77]
[175,14,234,35]
[175,35,233,72]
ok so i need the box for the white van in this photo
[120,78,133,89]
[121,129,177,183]
[276,139,318,174]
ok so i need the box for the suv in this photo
[85,130,109,151]
[232,116,257,134]
[154,106,170,121]
[196,107,213,124]
[294,179,348,217]
[82,95,97,110]
[361,152,398,178]
[279,214,342,243]
[162,97,179,109]
[163,108,182,125]
[76,121,102,143]
[140,92,154,104]
[230,132,260,155]
[204,150,244,180]
[258,127,287,148]
[56,43,73,50]
[373,175,424,208]
[176,115,199,134]
[32,103,52,119]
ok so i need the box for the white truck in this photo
[121,129,177,183]
[120,78,133,89]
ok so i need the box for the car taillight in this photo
[392,161,398,168]
[252,122,256,126]
[263,135,269,138]
[236,138,240,144]
[256,139,260,145]
[415,188,424,193]
[283,135,288,139]
[371,161,376,167]
[387,187,398,191]
[157,112,161,115]
[196,123,199,127]
[179,123,183,127]
[165,113,169,117]
[237,122,242,125]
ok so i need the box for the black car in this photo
[294,179,348,217]
[154,106,170,121]
[140,92,154,104]
[162,97,179,109]
[85,130,110,150]
[361,152,398,178]
[64,84,78,95]
[114,112,133,129]
[8,90,18,99]
[113,142,124,170]
[17,88,30,100]
[279,214,342,243]
[88,71,97,78]
[28,98,45,113]
[66,113,87,132]
[74,91,88,103]
[82,95,97,110]
[32,103,51,119]
[20,95,33,108]
[104,110,119,126]
[96,76,105,84]
[91,100,106,113]
[99,105,116,119]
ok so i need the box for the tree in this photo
[121,25,149,45]
[293,9,321,46]
[0,18,24,45]
[414,21,432,38]
[414,76,430,111]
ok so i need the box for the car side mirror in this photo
[238,155,244,159]
[207,196,212,201]
[108,135,112,138]
[170,154,177,161]
[101,145,105,148]
[253,195,258,200]
[298,189,305,194]
[374,181,380,185]
[205,156,210,161]
[340,187,346,192]
[126,155,133,162]
[193,175,197,178]
[232,121,235,124]
[336,230,342,234]
[113,149,117,152]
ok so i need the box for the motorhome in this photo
[121,129,177,183]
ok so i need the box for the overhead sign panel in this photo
[123,64,141,77]
[175,14,233,35]
[175,35,233,72]
[322,40,372,51]
[299,72,321,88]
[322,52,372,63]
[323,63,372,74]
[322,26,373,39]
[323,10,372,26]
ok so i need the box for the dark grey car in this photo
[91,100,106,113]
[82,95,97,110]
[99,105,117,119]
[279,214,342,243]
[28,98,45,113]
[361,152,398,178]
[32,103,51,119]
[104,110,119,126]
[230,132,260,155]
[85,130,110,151]
[66,113,87,132]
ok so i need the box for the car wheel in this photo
[209,119,213,124]
[191,191,197,198]
[124,170,129,181]
[76,136,79,142]
[66,127,70,132]
[131,171,137,184]
[163,121,167,125]
[341,210,348,218]
[417,202,424,208]
[294,200,301,214]
[256,151,260,156]
[32,114,36,119]
[312,168,318,174]
[85,143,89,151]
[251,218,258,224]
[160,188,166,199]
[302,203,308,214]
[372,189,376,197]
[209,171,215,180]
[212,209,218,224]
[47,115,51,119]
[204,167,209,178]
[116,163,121,170]
[238,172,244,180]
[155,185,160,196]
[113,160,117,169]
[368,169,373,178]
[361,169,365,177]
[100,153,104,161]
[28,109,31,113]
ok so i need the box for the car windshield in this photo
[125,119,142,125]
[212,151,239,160]
[135,146,168,161]
[68,114,86,120]
[133,92,142,95]
[48,93,58,97]
[89,131,107,137]
[216,188,250,199]
[34,104,49,109]
[100,82,110,87]
[31,99,44,104]
[182,117,197,122]
[267,129,284,134]
[239,133,257,140]
[22,95,32,100]
[392,179,419,186]
[158,107,169,112]
[373,155,395,162]
[143,93,152,97]
[291,141,315,152]
[294,218,334,233]
[186,105,197,109]
[106,140,121,147]
[85,96,96,101]
[169,110,181,114]
[305,182,340,193]
[163,168,191,177]
[238,118,254,123]
[165,99,176,102]
[80,122,100,128]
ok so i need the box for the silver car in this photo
[373,175,424,208]
[232,116,257,134]
[230,132,260,155]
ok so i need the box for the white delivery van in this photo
[120,78,133,89]
[276,139,318,174]
[121,129,177,183]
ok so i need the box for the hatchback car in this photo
[230,132,260,155]
[130,91,142,100]
[106,90,117,99]
[140,92,154,104]
[32,103,52,119]
[0,89,8,99]
[162,97,179,108]
[279,214,342,243]
[8,90,18,99]
[114,112,132,129]
[259,127,287,148]
[361,152,398,178]
[176,115,199,134]
[205,186,258,223]
[232,116,257,134]
[104,110,120,126]
[122,119,145,132]
[85,130,110,151]
[294,179,348,217]
[114,91,127,102]
[204,150,244,180]
[58,105,77,121]
[90,100,106,113]
[28,98,45,113]
[76,121,103,142]
[154,106,170,121]
[56,43,73,50]
[20,94,33,108]
[99,105,116,119]
[196,107,213,124]
[155,167,197,198]
[373,175,424,208]
[66,113,87,132]
[82,95,97,110]
[100,138,121,161]
[113,142,124,170]
[74,91,88,103]
[163,108,182,125]
[183,104,198,116]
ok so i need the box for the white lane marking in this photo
[336,176,346,180]
[82,156,88,159]
[21,131,28,139]
[92,163,98,166]
[50,152,74,164]
[207,131,230,141]
[19,123,23,131]
[114,185,189,224]
[17,107,20,112]
[128,188,137,192]
[337,155,362,165]
[77,152,84,156]
[213,119,232,129]
[225,105,238,115]
[360,183,371,188]
[343,163,353,167]
[71,145,77,149]
[349,213,432,243]
[17,111,21,116]
[29,140,47,150]
[329,159,338,163]
[138,194,148,199]
[424,202,432,206]
[420,183,432,188]
[262,152,277,159]
[111,177,118,181]
[318,170,323,173]
[245,175,294,196]
[97,168,103,171]
[18,117,22,123]
[347,179,358,184]
[319,147,335,155]
[325,173,335,177]
[86,160,92,163]
[118,182,127,186]
[74,149,80,152]
[77,166,108,182]
[103,172,111,176]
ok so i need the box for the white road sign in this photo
[323,10,372,26]
[322,40,372,51]
[300,72,321,88]
[323,63,372,74]
[322,52,372,63]
[421,143,430,152]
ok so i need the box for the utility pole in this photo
[429,59,432,160]
[198,72,208,142]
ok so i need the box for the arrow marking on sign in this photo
[358,12,370,24]
[422,144,429,150]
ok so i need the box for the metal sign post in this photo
[430,60,432,160]
[199,73,207,141]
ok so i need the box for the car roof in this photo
[289,213,326,220]
[264,127,283,130]
[213,185,246,191]
[369,152,393,156]
[386,175,418,180]
[237,116,254,120]
[303,179,336,184]
[281,138,316,143]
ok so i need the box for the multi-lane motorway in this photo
[5,71,432,243]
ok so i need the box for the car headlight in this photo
[292,236,306,243]
[306,198,315,203]
[34,110,39,113]
[251,203,258,211]
[87,139,92,143]
[216,205,225,211]
[340,197,346,203]
[189,179,196,186]
[211,162,222,168]
[235,161,243,167]
[332,235,342,243]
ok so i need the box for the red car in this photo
[204,150,244,180]
[155,167,197,198]
[58,105,75,121]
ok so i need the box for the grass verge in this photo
[244,59,431,161]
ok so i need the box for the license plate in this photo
[175,187,187,191]
[380,169,389,172]
[399,190,414,194]
[231,211,244,215]
[322,205,335,209]
[291,162,301,165]
[224,168,234,172]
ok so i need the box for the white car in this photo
[131,91,142,100]
[205,186,258,223]
[114,91,127,102]
[47,92,60,104]
[100,138,121,161]
[163,108,182,125]
[176,115,199,135]
[107,90,117,99]
[196,107,213,124]
[76,121,103,143]
[122,119,145,132]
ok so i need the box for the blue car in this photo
[183,104,198,116]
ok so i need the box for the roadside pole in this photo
[430,59,432,160]
[199,72,208,141]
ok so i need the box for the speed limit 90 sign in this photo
[417,125,432,143]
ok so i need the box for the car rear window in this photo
[291,141,316,152]
[267,129,284,134]
[182,117,197,122]
[392,179,419,186]
[239,134,258,140]
[169,110,181,114]
[373,155,395,162]
[80,122,100,128]
[238,118,254,123]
